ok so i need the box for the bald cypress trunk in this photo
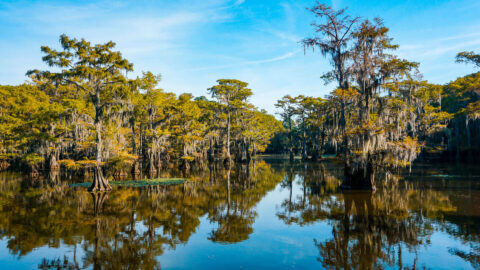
[89,92,111,192]
[341,160,376,190]
[208,138,215,162]
[0,160,9,171]
[301,115,307,161]
[130,118,140,176]
[239,138,249,163]
[49,153,59,171]
[455,118,461,161]
[288,117,294,162]
[224,111,232,166]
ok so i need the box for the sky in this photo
[1,0,480,114]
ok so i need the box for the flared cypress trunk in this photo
[89,165,111,192]
[341,161,376,190]
[89,94,111,192]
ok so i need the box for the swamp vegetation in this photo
[0,2,479,268]
[0,4,478,192]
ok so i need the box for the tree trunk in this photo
[288,117,294,162]
[466,118,471,150]
[208,138,215,162]
[180,159,190,172]
[156,152,162,173]
[89,165,111,192]
[130,117,137,155]
[131,161,140,177]
[89,94,111,192]
[225,111,232,166]
[341,161,376,190]
[239,138,249,163]
[49,153,60,171]
[0,160,9,171]
[454,118,461,160]
[147,150,157,178]
[226,169,231,209]
[130,117,140,176]
[301,115,307,161]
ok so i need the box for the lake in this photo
[0,158,479,269]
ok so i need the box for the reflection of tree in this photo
[449,246,480,270]
[207,161,284,243]
[82,199,164,270]
[208,168,255,243]
[38,256,80,269]
[316,189,422,269]
[0,160,283,267]
[277,163,342,225]
[275,168,460,269]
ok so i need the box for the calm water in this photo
[0,159,479,269]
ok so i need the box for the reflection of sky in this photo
[0,239,86,269]
[156,177,476,270]
[157,180,332,269]
[409,228,473,270]
[0,164,479,269]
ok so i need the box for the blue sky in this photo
[1,0,480,113]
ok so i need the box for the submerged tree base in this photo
[341,163,376,191]
[88,166,112,192]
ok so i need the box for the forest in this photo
[0,3,479,192]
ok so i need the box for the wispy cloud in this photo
[234,0,245,6]
[246,50,300,64]
[399,34,480,61]
[187,50,301,71]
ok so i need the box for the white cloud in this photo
[234,0,245,6]
[186,50,301,72]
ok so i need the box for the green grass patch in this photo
[69,178,186,188]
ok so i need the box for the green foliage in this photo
[456,51,480,68]
[0,37,282,172]
[271,3,477,172]
[105,153,137,170]
[22,153,45,166]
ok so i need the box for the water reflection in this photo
[0,161,284,268]
[273,163,479,269]
[0,160,479,269]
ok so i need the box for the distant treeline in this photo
[266,71,480,162]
